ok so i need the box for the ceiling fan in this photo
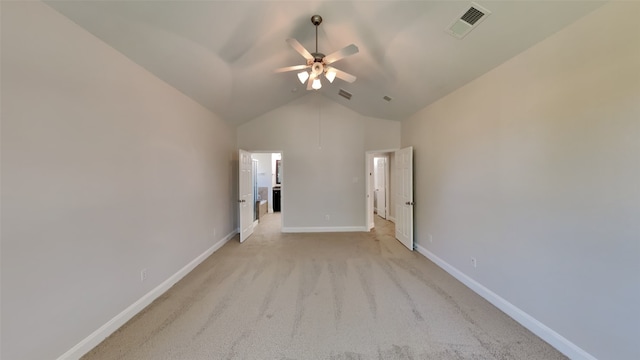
[275,15,358,90]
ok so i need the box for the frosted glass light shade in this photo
[312,78,322,90]
[325,70,336,83]
[297,71,309,84]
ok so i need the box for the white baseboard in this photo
[57,229,238,360]
[282,226,368,233]
[414,244,597,360]
[388,216,396,223]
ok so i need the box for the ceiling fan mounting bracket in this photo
[311,15,323,26]
[311,52,325,63]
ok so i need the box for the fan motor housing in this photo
[311,52,325,62]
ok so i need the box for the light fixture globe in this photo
[297,71,309,84]
[325,70,336,83]
[311,78,322,90]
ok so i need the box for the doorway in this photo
[249,151,283,237]
[365,147,414,251]
[366,151,394,230]
[374,156,388,219]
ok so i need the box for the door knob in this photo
[405,201,415,205]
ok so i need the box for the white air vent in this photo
[338,89,352,100]
[447,3,491,39]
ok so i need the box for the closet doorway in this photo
[365,151,395,231]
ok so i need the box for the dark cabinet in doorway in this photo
[273,188,281,212]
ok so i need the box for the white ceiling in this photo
[46,0,605,126]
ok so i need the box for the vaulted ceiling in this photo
[46,1,605,126]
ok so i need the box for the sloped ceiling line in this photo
[46,0,606,126]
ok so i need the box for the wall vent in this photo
[447,3,491,39]
[338,89,352,100]
[383,95,392,102]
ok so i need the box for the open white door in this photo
[375,158,387,218]
[395,147,414,250]
[239,149,254,243]
[367,154,374,230]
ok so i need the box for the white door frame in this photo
[241,150,284,232]
[374,156,388,219]
[252,158,259,226]
[365,149,396,231]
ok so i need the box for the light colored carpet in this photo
[82,214,565,359]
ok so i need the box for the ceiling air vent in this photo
[338,89,352,100]
[447,3,491,39]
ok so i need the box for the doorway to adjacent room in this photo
[238,150,283,243]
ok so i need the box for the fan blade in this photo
[326,66,357,83]
[307,72,318,91]
[274,64,309,73]
[286,38,314,61]
[323,44,359,65]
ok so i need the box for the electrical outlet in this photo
[140,268,148,282]
[325,215,330,221]
[471,258,477,268]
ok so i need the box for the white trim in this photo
[414,244,598,360]
[282,226,367,233]
[388,216,396,223]
[57,230,238,360]
[365,148,399,154]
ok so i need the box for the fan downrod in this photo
[310,15,323,59]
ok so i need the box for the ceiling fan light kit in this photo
[275,15,358,91]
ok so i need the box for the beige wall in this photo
[238,94,401,231]
[402,3,639,359]
[1,2,237,359]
